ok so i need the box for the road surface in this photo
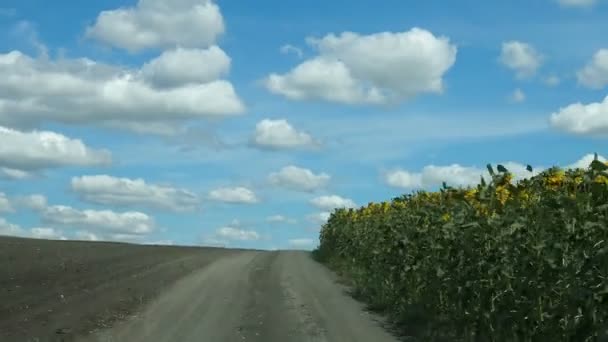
[1,236,400,342]
[86,251,398,342]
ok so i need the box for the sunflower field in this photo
[313,155,608,341]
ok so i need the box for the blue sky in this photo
[0,0,606,249]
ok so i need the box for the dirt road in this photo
[1,237,400,342]
[88,251,399,342]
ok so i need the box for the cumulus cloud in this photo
[42,205,155,235]
[0,193,14,213]
[269,165,330,192]
[510,88,526,103]
[566,153,607,169]
[499,41,543,79]
[208,187,259,204]
[385,170,424,189]
[252,119,318,149]
[0,126,111,170]
[265,27,457,105]
[211,220,259,241]
[0,218,24,237]
[216,226,260,241]
[385,162,543,189]
[544,75,561,87]
[385,165,483,189]
[288,238,315,248]
[0,50,244,130]
[0,218,66,240]
[11,20,48,58]
[499,162,544,179]
[307,212,331,225]
[310,195,356,211]
[577,49,608,89]
[71,175,200,211]
[108,234,146,243]
[30,227,66,240]
[201,237,228,247]
[385,154,605,191]
[14,194,47,211]
[557,0,597,7]
[0,168,32,180]
[145,240,174,245]
[266,215,297,224]
[280,44,303,58]
[74,231,100,241]
[550,95,608,136]
[141,46,230,88]
[86,0,224,52]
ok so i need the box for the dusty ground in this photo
[0,236,244,342]
[1,236,401,342]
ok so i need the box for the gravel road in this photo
[88,251,399,342]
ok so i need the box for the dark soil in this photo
[0,236,244,342]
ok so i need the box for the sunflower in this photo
[438,212,449,222]
[594,174,608,185]
[545,170,565,189]
[495,185,510,205]
[464,188,478,202]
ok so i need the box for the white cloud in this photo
[310,195,356,211]
[499,162,544,180]
[0,193,14,213]
[385,170,423,189]
[0,219,66,240]
[510,88,526,103]
[30,227,66,240]
[86,0,224,52]
[413,164,485,188]
[0,126,111,170]
[42,205,155,235]
[265,27,457,105]
[108,234,145,243]
[71,175,200,211]
[201,237,228,247]
[0,167,32,179]
[544,75,561,87]
[0,50,244,130]
[15,194,47,211]
[280,44,303,58]
[216,226,259,241]
[385,162,542,189]
[0,218,25,237]
[266,215,297,224]
[385,154,606,191]
[266,57,386,105]
[11,20,48,58]
[499,41,543,79]
[557,0,597,7]
[141,46,230,88]
[74,231,100,241]
[288,238,315,248]
[577,49,608,89]
[208,187,258,204]
[550,95,608,136]
[566,153,607,169]
[102,120,183,136]
[145,240,174,245]
[252,119,318,149]
[269,165,330,192]
[307,212,331,224]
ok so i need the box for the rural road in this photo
[85,251,399,342]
